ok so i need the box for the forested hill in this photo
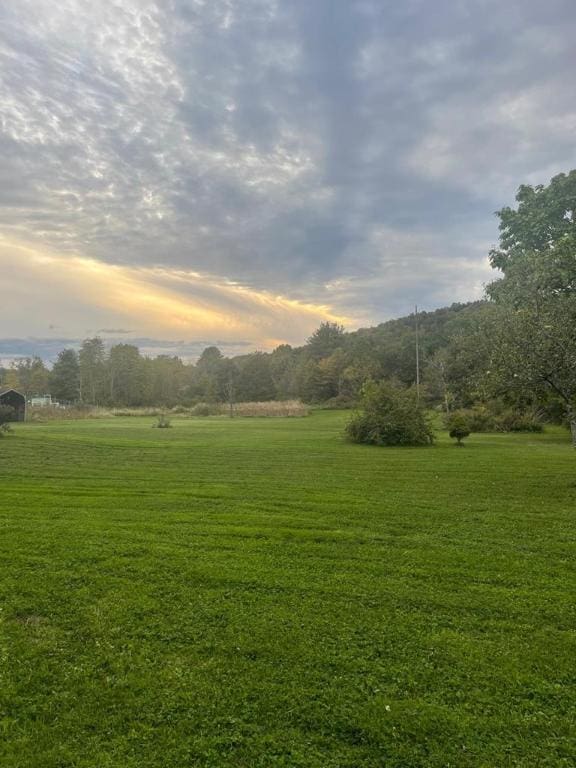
[356,301,484,341]
[265,300,488,404]
[334,301,486,371]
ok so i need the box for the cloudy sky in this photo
[1,0,575,360]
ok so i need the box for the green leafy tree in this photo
[486,171,576,444]
[486,294,576,443]
[196,346,224,371]
[145,355,187,407]
[107,344,147,406]
[192,347,231,402]
[306,322,346,360]
[236,353,275,402]
[318,349,350,398]
[1,368,21,391]
[269,344,298,399]
[489,170,576,273]
[10,357,49,397]
[339,364,372,401]
[49,349,80,402]
[297,360,328,403]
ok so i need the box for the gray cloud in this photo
[0,0,575,334]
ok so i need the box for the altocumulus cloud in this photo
[0,0,575,354]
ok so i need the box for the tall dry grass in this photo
[27,406,114,421]
[26,401,310,421]
[177,400,310,417]
[229,400,309,417]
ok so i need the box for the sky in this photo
[1,0,575,361]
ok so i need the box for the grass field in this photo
[0,412,575,767]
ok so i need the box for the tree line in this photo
[2,170,575,439]
[0,303,487,409]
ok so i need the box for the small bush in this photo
[346,382,434,447]
[447,412,471,446]
[154,414,172,429]
[0,422,12,437]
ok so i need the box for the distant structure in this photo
[0,389,26,421]
[30,394,53,407]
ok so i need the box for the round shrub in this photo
[346,381,434,447]
[447,412,471,446]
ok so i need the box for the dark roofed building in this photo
[0,389,26,422]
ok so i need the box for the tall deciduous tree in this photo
[236,353,275,402]
[146,355,187,406]
[79,337,106,404]
[50,349,80,402]
[108,344,146,406]
[10,357,49,397]
[192,347,229,402]
[487,171,576,444]
[2,368,21,391]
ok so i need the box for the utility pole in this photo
[415,304,421,402]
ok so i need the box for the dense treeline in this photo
[0,302,486,409]
[1,170,574,438]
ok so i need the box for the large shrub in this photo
[346,382,434,447]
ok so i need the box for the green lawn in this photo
[0,412,575,767]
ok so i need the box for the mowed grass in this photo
[0,413,575,767]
